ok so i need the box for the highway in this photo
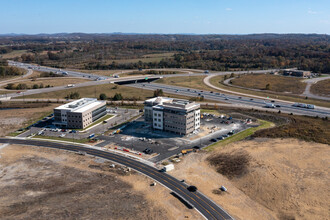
[128,82,330,117]
[0,138,233,220]
[5,61,330,117]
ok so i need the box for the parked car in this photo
[210,138,218,142]
[143,148,153,154]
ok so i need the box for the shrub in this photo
[99,93,107,100]
[113,93,123,101]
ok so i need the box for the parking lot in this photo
[98,113,253,162]
[18,107,140,139]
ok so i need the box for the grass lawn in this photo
[1,78,90,89]
[204,120,275,151]
[32,135,89,144]
[0,50,29,59]
[210,75,330,108]
[155,75,214,91]
[77,114,114,131]
[310,79,330,97]
[230,74,306,94]
[22,84,155,100]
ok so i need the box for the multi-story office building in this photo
[53,98,106,129]
[144,97,200,135]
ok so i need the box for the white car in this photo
[59,133,66,138]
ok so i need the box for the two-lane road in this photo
[0,138,233,220]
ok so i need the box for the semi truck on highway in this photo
[265,103,275,108]
[293,103,315,109]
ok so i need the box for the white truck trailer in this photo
[161,164,174,172]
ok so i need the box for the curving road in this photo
[0,137,233,220]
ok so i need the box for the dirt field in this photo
[0,103,58,136]
[310,79,330,97]
[170,138,329,220]
[230,74,306,94]
[0,145,201,220]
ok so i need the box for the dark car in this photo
[143,148,153,154]
[217,136,224,140]
[223,134,229,138]
[276,105,281,108]
[238,97,242,99]
[250,98,253,101]
[271,100,275,103]
[210,138,218,142]
[187,185,198,192]
[210,91,213,93]
[193,146,200,150]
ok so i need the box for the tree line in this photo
[1,34,329,73]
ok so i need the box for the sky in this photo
[0,0,329,34]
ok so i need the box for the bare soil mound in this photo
[171,138,329,220]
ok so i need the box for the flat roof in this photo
[55,98,105,113]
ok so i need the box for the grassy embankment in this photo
[310,79,330,97]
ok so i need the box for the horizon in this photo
[1,0,329,35]
[1,32,329,36]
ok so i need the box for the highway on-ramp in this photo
[0,138,233,220]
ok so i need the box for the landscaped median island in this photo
[205,119,274,151]
[76,114,114,131]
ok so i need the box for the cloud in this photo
[225,8,232,11]
[308,10,318,14]
[307,9,322,15]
